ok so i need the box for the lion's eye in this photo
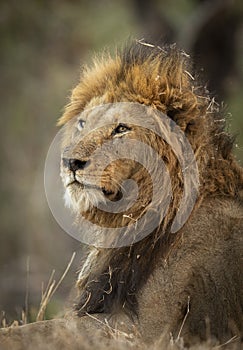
[113,123,131,135]
[77,119,85,131]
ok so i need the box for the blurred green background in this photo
[0,0,242,324]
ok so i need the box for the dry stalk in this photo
[85,312,134,341]
[23,256,30,324]
[36,252,76,322]
[1,311,7,328]
[176,296,190,342]
[213,335,239,349]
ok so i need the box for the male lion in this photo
[58,42,243,346]
[0,42,242,349]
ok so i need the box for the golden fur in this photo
[59,42,243,345]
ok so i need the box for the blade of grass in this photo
[36,252,76,322]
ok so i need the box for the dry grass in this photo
[0,254,241,350]
[0,319,240,350]
[1,253,76,328]
[36,252,76,322]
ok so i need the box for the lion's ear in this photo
[166,109,198,134]
[184,119,197,133]
[166,109,177,120]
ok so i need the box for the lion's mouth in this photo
[67,179,117,199]
[101,187,115,196]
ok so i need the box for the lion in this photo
[1,42,242,349]
[57,42,243,346]
[56,42,243,342]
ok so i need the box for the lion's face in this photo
[60,101,196,245]
[60,103,159,218]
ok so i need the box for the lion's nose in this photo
[62,158,89,172]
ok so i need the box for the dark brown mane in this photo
[59,42,243,317]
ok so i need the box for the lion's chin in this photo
[64,184,108,213]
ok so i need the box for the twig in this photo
[184,70,195,80]
[85,312,133,340]
[213,335,239,349]
[176,296,190,341]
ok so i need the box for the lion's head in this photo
[60,103,158,217]
[58,42,242,317]
[60,101,194,247]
